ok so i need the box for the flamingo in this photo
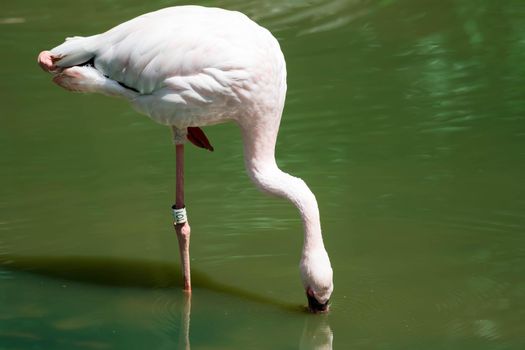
[37,5,333,312]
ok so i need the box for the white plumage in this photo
[38,5,333,312]
[48,6,285,128]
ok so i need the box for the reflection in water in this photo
[178,293,191,350]
[1,255,333,349]
[150,293,192,350]
[160,293,333,350]
[300,315,333,350]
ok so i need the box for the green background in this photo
[1,0,524,348]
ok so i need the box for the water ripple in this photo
[225,0,379,35]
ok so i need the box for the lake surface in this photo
[1,0,524,349]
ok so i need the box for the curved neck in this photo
[240,125,326,254]
[289,172,326,253]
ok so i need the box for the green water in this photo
[2,0,525,348]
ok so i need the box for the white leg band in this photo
[172,206,187,224]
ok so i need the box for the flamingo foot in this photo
[52,66,106,93]
[37,50,62,73]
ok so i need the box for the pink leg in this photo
[173,142,192,292]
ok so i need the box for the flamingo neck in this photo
[299,190,325,253]
[246,157,326,254]
[281,168,325,254]
[239,124,327,256]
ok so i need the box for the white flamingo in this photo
[37,5,333,312]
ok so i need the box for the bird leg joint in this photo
[172,127,187,145]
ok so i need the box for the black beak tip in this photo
[307,293,330,313]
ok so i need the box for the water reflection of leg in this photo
[299,315,333,350]
[177,293,192,350]
[154,291,192,350]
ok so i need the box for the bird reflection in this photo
[178,293,191,350]
[162,292,333,350]
[300,315,334,350]
[1,255,333,349]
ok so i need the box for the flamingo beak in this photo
[306,288,329,313]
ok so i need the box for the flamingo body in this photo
[38,5,333,312]
[46,6,285,129]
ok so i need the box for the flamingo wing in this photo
[48,6,260,130]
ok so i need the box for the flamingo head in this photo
[300,249,333,313]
